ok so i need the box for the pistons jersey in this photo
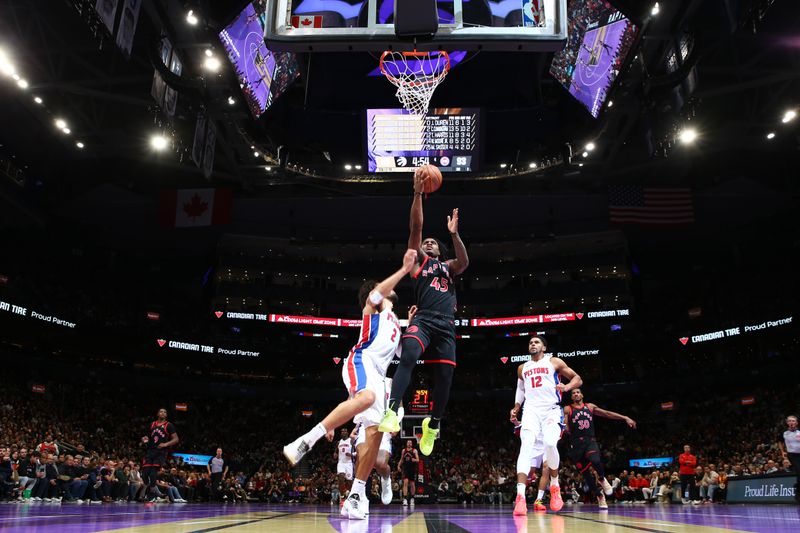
[411,255,457,316]
[347,309,402,375]
[337,438,352,465]
[520,356,562,418]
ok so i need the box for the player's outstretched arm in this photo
[408,169,427,251]
[364,250,417,312]
[446,208,469,276]
[589,404,637,428]
[551,357,582,393]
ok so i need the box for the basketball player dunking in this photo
[140,408,179,503]
[510,336,582,515]
[380,168,470,456]
[283,249,417,520]
[563,389,636,509]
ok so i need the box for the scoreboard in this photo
[409,389,433,415]
[366,108,481,173]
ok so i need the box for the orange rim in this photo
[379,50,450,84]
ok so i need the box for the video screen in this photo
[366,108,480,173]
[629,457,673,468]
[549,1,639,118]
[219,2,299,118]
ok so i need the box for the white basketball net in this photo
[380,51,450,117]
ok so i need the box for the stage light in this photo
[76,142,85,149]
[55,119,67,130]
[651,2,660,16]
[782,110,797,123]
[186,9,198,25]
[500,163,507,168]
[766,132,775,140]
[150,134,168,150]
[585,142,595,152]
[678,128,697,144]
[344,164,352,170]
[203,55,221,72]
[529,162,537,169]
[227,96,235,105]
[16,78,28,89]
[33,96,42,104]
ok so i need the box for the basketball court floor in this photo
[0,503,797,532]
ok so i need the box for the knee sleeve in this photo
[389,337,425,407]
[517,429,536,475]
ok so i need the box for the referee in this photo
[207,448,228,501]
[779,415,800,503]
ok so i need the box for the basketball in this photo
[419,164,443,193]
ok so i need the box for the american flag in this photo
[608,185,694,225]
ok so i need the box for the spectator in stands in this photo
[642,471,659,502]
[0,448,12,501]
[438,479,449,499]
[36,435,59,456]
[16,449,38,499]
[691,466,704,504]
[678,445,697,504]
[700,464,720,503]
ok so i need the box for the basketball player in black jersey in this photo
[380,168,469,456]
[140,408,178,502]
[563,389,636,509]
[399,440,420,506]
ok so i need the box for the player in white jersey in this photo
[509,335,582,515]
[511,418,551,512]
[335,427,355,502]
[283,249,417,520]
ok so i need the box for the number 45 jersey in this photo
[411,255,456,316]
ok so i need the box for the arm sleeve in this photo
[515,379,525,405]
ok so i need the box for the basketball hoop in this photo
[379,50,450,117]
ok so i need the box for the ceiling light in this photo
[529,162,537,169]
[344,164,352,170]
[16,78,28,89]
[253,151,260,157]
[205,49,214,57]
[203,56,221,72]
[607,100,614,108]
[354,164,362,170]
[585,142,595,152]
[678,128,697,144]
[264,166,272,171]
[33,96,42,104]
[782,110,797,123]
[227,96,235,105]
[186,9,199,25]
[582,151,589,158]
[76,142,85,149]
[578,163,584,167]
[499,163,507,168]
[55,119,67,129]
[62,127,71,135]
[150,134,169,150]
[0,50,15,77]
[651,2,660,16]
[766,132,775,140]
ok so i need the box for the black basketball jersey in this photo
[411,254,457,316]
[148,420,176,450]
[402,449,415,466]
[567,404,596,443]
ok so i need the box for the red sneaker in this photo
[533,499,547,512]
[549,486,563,512]
[513,494,528,516]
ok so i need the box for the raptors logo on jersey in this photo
[567,404,596,442]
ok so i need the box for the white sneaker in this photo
[380,476,393,505]
[342,494,366,520]
[402,499,408,506]
[364,499,370,515]
[283,436,311,467]
[598,494,608,509]
[601,478,613,496]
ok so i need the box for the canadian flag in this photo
[291,15,323,28]
[158,188,232,227]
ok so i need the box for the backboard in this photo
[264,0,568,52]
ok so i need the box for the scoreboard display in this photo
[366,108,481,173]
[409,389,433,415]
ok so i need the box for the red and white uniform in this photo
[516,356,563,475]
[336,438,354,480]
[341,309,402,427]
